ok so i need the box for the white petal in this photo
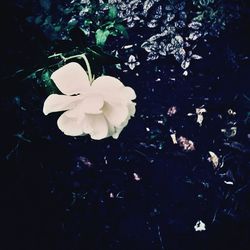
[92,76,136,104]
[92,76,124,91]
[82,114,109,140]
[103,102,128,127]
[43,94,82,115]
[65,94,104,119]
[51,62,90,95]
[80,95,104,114]
[112,120,129,139]
[121,87,136,100]
[57,111,85,136]
[127,102,136,116]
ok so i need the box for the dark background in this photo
[1,1,250,250]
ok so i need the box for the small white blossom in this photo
[125,55,140,70]
[194,220,206,232]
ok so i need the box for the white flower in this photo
[43,62,136,140]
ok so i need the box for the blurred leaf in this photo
[224,141,250,153]
[41,70,59,94]
[115,24,129,39]
[43,16,52,26]
[221,127,237,138]
[109,6,118,20]
[84,19,92,26]
[64,7,74,15]
[67,18,78,28]
[69,27,88,48]
[95,29,110,46]
[39,0,51,11]
[35,15,43,25]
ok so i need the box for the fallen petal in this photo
[208,151,219,169]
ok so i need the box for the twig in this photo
[157,225,165,250]
[48,53,93,83]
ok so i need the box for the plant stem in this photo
[48,53,93,83]
[80,53,93,83]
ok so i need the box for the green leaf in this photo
[109,6,118,20]
[41,70,59,94]
[67,18,78,28]
[84,19,92,26]
[54,25,61,32]
[43,16,52,26]
[35,15,43,25]
[41,70,50,82]
[64,7,74,15]
[95,29,110,46]
[115,24,129,39]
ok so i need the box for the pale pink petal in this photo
[112,120,129,139]
[91,76,124,91]
[121,87,136,100]
[65,94,104,119]
[57,110,85,136]
[103,102,128,126]
[82,114,109,140]
[127,102,136,116]
[80,95,104,114]
[51,62,90,95]
[43,94,82,115]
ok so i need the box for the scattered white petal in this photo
[133,173,141,181]
[183,70,188,76]
[123,44,133,49]
[192,54,203,60]
[194,220,206,232]
[196,107,207,126]
[228,109,236,116]
[178,136,195,151]
[208,151,219,169]
[170,133,178,144]
[167,106,177,116]
[224,181,234,185]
